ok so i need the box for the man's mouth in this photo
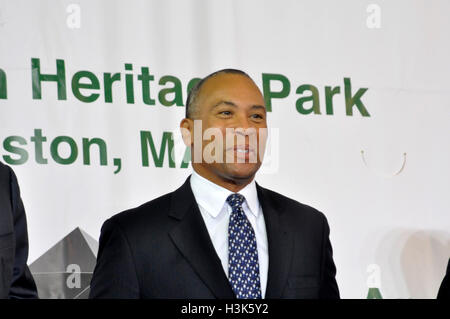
[235,146,250,153]
[231,145,253,152]
[226,145,257,162]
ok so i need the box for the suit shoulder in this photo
[0,161,12,180]
[259,186,327,223]
[0,161,18,204]
[106,191,173,232]
[0,161,7,170]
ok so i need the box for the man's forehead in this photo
[200,73,263,100]
[203,72,253,88]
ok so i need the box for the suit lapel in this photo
[168,176,235,299]
[257,184,293,299]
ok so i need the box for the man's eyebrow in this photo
[211,101,266,112]
[211,100,238,109]
[250,105,266,112]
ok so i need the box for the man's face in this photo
[188,73,268,184]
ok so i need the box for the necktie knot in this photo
[226,193,245,209]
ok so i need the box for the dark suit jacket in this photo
[89,176,339,299]
[437,258,450,299]
[0,162,38,299]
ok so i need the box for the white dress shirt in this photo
[190,170,269,298]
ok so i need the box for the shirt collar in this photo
[190,170,260,219]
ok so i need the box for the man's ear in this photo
[180,118,194,147]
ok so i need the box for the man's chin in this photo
[222,162,260,181]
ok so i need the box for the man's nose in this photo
[234,122,255,138]
[233,113,252,133]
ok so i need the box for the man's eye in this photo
[251,114,264,119]
[219,111,232,116]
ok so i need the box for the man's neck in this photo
[192,166,254,193]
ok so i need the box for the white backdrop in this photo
[0,0,449,298]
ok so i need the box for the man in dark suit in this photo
[90,69,340,299]
[0,162,38,298]
[437,258,449,299]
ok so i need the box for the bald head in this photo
[185,69,254,119]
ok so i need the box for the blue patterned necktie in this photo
[227,193,262,299]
